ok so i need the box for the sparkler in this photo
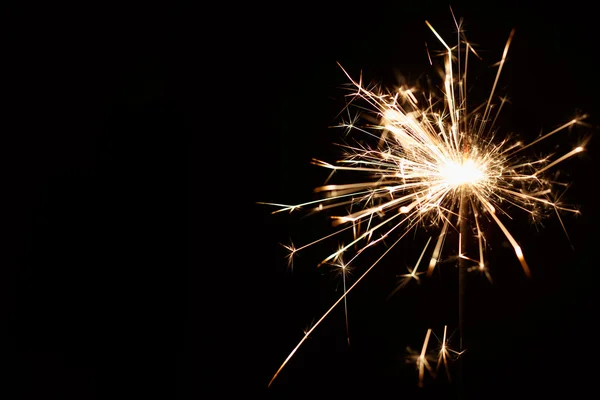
[262,11,588,388]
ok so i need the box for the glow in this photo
[439,158,486,186]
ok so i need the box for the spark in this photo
[329,252,352,346]
[263,13,588,388]
[405,326,464,387]
[434,325,465,382]
[387,236,431,299]
[417,328,435,388]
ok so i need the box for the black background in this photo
[3,1,599,399]
[3,3,183,399]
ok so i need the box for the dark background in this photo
[3,3,184,399]
[2,1,598,400]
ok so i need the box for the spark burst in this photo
[262,12,588,388]
[405,325,464,387]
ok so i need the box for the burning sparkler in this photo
[262,11,588,388]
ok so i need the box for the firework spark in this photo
[415,328,436,388]
[404,325,464,387]
[262,13,588,388]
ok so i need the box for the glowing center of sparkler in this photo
[440,158,485,186]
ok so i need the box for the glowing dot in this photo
[400,206,410,213]
[439,159,486,186]
[515,246,523,259]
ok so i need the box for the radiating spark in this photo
[263,13,588,388]
[342,263,350,346]
[405,325,464,387]
[434,325,465,382]
[330,253,352,346]
[437,325,452,381]
[387,236,431,299]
